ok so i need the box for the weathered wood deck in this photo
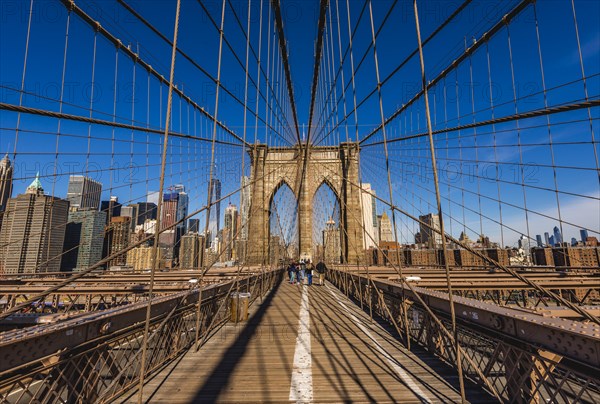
[120,280,494,403]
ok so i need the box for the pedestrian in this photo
[316,260,327,286]
[300,259,306,284]
[294,263,301,286]
[288,262,295,284]
[306,260,313,285]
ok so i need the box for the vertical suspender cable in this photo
[129,48,137,215]
[484,42,505,247]
[367,0,411,346]
[146,70,151,203]
[506,23,533,250]
[240,0,253,291]
[570,0,599,181]
[137,1,181,401]
[12,0,34,166]
[264,0,273,268]
[84,28,98,178]
[467,42,484,239]
[532,2,564,253]
[43,5,71,272]
[196,0,227,350]
[412,1,466,401]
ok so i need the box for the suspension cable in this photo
[138,1,181,400]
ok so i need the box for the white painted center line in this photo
[289,286,313,403]
[326,284,433,403]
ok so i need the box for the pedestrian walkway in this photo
[121,280,493,403]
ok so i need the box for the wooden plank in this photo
[119,280,493,403]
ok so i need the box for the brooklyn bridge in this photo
[0,0,598,403]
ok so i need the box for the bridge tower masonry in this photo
[245,142,364,265]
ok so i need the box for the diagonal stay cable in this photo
[138,1,181,396]
[0,102,244,147]
[345,175,600,325]
[359,0,532,146]
[57,0,249,147]
[0,157,290,320]
[116,0,293,147]
[315,0,473,147]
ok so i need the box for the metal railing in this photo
[0,269,283,403]
[327,268,600,404]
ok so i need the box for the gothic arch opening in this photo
[268,181,298,265]
[312,180,341,264]
[245,143,363,266]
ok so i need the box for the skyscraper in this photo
[127,245,164,271]
[101,196,121,223]
[378,212,393,242]
[419,213,441,247]
[135,202,157,225]
[240,176,251,241]
[66,175,102,210]
[536,235,543,247]
[224,203,238,260]
[0,174,69,274]
[120,205,138,232]
[580,229,589,243]
[147,191,160,206]
[188,218,200,233]
[415,232,423,244]
[544,232,551,246]
[0,154,13,214]
[107,216,130,267]
[553,226,563,245]
[224,203,238,238]
[323,217,340,264]
[161,192,179,230]
[62,209,107,272]
[371,194,378,245]
[159,186,189,232]
[208,179,221,242]
[179,233,203,269]
[155,186,189,263]
[360,183,377,248]
[175,186,189,234]
[518,235,530,250]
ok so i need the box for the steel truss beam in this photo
[328,268,600,368]
[328,268,600,403]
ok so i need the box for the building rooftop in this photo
[0,153,11,168]
[26,172,44,195]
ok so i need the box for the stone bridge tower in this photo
[245,142,364,265]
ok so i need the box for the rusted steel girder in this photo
[332,269,600,369]
[0,270,281,374]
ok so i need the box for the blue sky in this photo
[0,0,598,246]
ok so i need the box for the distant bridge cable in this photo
[315,0,473,147]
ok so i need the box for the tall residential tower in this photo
[0,154,13,213]
[0,174,69,274]
[66,175,102,210]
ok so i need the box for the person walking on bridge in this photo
[316,260,327,286]
[287,262,296,284]
[294,262,301,286]
[299,259,306,284]
[306,260,314,286]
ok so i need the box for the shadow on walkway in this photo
[190,278,284,402]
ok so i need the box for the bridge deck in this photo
[121,280,493,403]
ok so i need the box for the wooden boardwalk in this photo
[120,280,494,403]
